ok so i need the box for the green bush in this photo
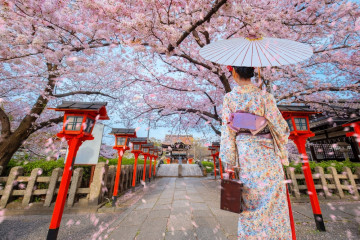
[201,161,214,173]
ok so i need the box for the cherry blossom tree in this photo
[1,0,359,168]
[0,0,130,167]
[0,0,229,167]
[95,0,359,137]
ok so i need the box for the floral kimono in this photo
[219,84,292,239]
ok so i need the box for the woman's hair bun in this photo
[232,66,254,79]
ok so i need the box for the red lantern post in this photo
[212,142,223,179]
[280,106,325,233]
[47,101,109,240]
[141,143,154,182]
[130,138,147,190]
[110,128,136,205]
[208,146,217,179]
[153,148,160,176]
[148,148,155,181]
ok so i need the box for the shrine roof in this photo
[55,101,107,110]
[142,143,154,148]
[129,137,148,143]
[277,105,316,113]
[110,128,136,135]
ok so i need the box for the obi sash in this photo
[227,111,268,135]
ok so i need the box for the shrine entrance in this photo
[162,141,192,164]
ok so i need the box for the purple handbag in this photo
[227,111,267,132]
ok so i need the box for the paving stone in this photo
[172,199,190,208]
[118,209,150,226]
[153,203,172,210]
[137,217,167,240]
[192,210,214,217]
[167,214,193,231]
[171,207,192,216]
[148,209,171,219]
[190,202,210,211]
[215,216,238,236]
[165,230,197,240]
[107,225,139,240]
[192,217,219,227]
[156,198,172,205]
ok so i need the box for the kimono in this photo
[219,84,292,240]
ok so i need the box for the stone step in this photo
[156,164,203,177]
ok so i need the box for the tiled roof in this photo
[129,138,148,143]
[163,135,194,145]
[277,105,315,112]
[142,143,154,148]
[56,101,107,110]
[110,128,136,134]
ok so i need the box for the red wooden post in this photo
[149,155,153,180]
[293,135,325,231]
[212,155,217,179]
[112,149,123,204]
[47,138,82,239]
[132,152,140,188]
[218,157,223,179]
[153,157,157,176]
[284,173,296,240]
[142,155,148,182]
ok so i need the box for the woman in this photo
[219,66,292,239]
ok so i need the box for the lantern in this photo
[110,128,136,205]
[129,138,147,189]
[279,105,325,232]
[211,142,223,179]
[47,101,109,239]
[141,143,154,182]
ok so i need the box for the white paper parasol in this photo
[199,37,313,67]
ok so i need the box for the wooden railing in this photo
[286,166,360,199]
[0,163,154,208]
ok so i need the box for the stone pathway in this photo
[0,177,359,240]
[103,177,360,240]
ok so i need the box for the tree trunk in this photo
[0,128,33,167]
[0,63,58,168]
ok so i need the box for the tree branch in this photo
[167,0,228,52]
[0,107,11,137]
[31,116,64,133]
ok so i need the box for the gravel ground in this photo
[0,212,119,240]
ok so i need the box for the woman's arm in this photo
[264,93,290,165]
[264,94,290,144]
[219,94,237,166]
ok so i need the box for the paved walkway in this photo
[0,177,359,239]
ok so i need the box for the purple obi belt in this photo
[227,111,272,139]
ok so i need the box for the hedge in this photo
[4,157,155,177]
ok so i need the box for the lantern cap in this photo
[110,128,136,135]
[208,146,216,150]
[212,142,220,147]
[129,137,148,143]
[49,101,109,120]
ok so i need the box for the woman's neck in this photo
[235,77,252,86]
